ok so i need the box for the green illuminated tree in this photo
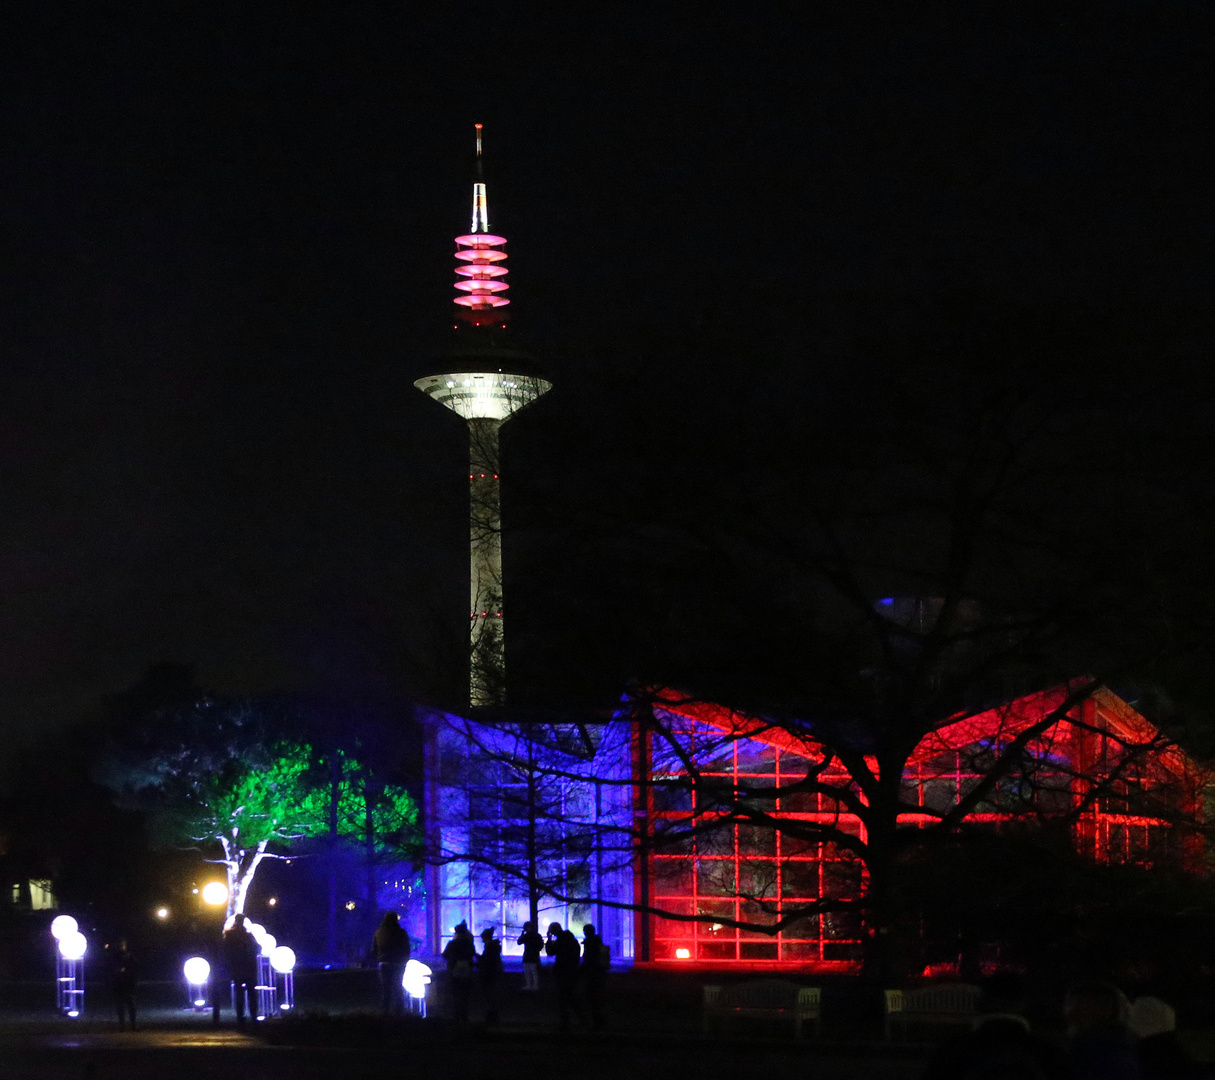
[96,668,420,921]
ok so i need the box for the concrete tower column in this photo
[468,416,504,705]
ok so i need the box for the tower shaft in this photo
[468,418,504,706]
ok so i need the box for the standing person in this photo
[517,921,544,992]
[581,924,609,1031]
[442,921,476,1022]
[545,921,584,1030]
[109,938,138,1031]
[221,914,259,1027]
[371,912,411,1015]
[478,927,504,1024]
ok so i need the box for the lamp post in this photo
[270,946,296,1012]
[51,917,86,1018]
[243,922,276,1020]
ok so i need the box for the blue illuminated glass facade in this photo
[423,709,635,962]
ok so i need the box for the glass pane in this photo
[441,900,471,936]
[736,740,777,774]
[653,857,693,895]
[696,824,736,857]
[699,941,737,960]
[780,860,821,899]
[441,861,471,895]
[781,940,822,960]
[697,859,737,896]
[652,783,693,813]
[780,788,819,813]
[739,860,779,897]
[780,914,820,940]
[740,941,779,960]
[822,859,863,898]
[738,824,777,857]
[696,899,736,920]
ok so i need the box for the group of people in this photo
[102,913,271,1029]
[442,919,610,1029]
[922,974,1210,1080]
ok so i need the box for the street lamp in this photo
[201,882,228,907]
[52,922,87,1017]
[245,922,276,1019]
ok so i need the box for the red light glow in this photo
[454,234,511,318]
[455,264,508,278]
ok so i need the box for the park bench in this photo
[884,982,980,1040]
[702,980,822,1040]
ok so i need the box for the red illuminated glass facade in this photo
[632,686,1205,970]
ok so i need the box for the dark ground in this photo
[2,966,1213,1080]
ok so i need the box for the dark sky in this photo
[2,2,1212,742]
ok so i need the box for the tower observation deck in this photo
[414,124,552,707]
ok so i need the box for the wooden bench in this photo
[884,983,980,1040]
[702,980,822,1040]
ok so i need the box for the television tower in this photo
[414,124,552,707]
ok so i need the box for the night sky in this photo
[2,3,1213,747]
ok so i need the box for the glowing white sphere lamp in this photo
[270,946,296,974]
[259,934,277,957]
[403,958,432,1016]
[50,915,78,940]
[183,956,211,1008]
[201,882,228,906]
[58,931,87,961]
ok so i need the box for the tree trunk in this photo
[327,751,340,964]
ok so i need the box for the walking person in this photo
[478,926,504,1024]
[517,920,544,992]
[109,938,138,1031]
[581,923,609,1031]
[371,911,411,1015]
[546,921,584,1030]
[442,921,476,1023]
[221,914,259,1027]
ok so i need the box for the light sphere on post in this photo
[183,956,210,985]
[270,946,296,974]
[402,958,432,999]
[50,915,78,940]
[259,934,277,957]
[58,931,87,961]
[201,882,228,906]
